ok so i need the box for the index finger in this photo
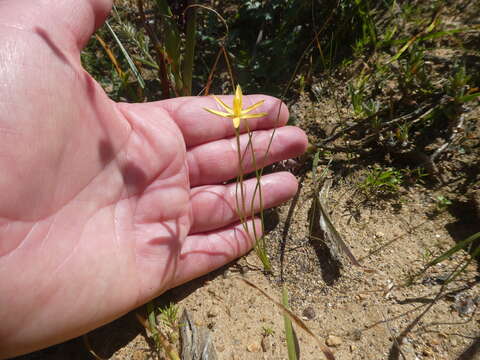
[157,95,289,148]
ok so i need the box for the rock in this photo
[326,335,343,347]
[180,310,218,360]
[247,342,261,352]
[357,293,367,300]
[261,336,273,352]
[422,347,434,357]
[207,309,219,318]
[352,329,362,341]
[452,294,477,316]
[302,306,316,320]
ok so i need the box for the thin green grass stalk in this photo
[182,7,197,96]
[244,121,271,271]
[424,232,480,279]
[239,98,284,271]
[111,6,157,71]
[387,9,440,63]
[105,21,145,89]
[137,0,171,98]
[234,130,249,238]
[233,125,270,271]
[242,279,335,360]
[406,232,480,286]
[282,286,298,360]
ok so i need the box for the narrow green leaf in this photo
[282,287,298,360]
[182,7,197,96]
[426,232,480,267]
[105,21,145,89]
[154,0,173,17]
[458,92,480,103]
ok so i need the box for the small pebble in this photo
[207,309,218,318]
[326,335,343,347]
[247,342,261,352]
[352,329,362,341]
[261,336,273,352]
[357,293,367,300]
[302,306,316,320]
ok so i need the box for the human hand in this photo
[0,0,307,357]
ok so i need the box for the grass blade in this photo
[105,21,145,89]
[426,232,480,268]
[242,279,335,360]
[182,6,197,96]
[282,286,298,360]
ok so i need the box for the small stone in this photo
[302,306,316,320]
[326,335,343,347]
[247,342,261,352]
[357,293,367,300]
[352,329,362,341]
[375,231,384,238]
[423,348,433,357]
[452,294,477,316]
[216,344,225,352]
[350,344,356,352]
[207,309,218,318]
[261,336,273,352]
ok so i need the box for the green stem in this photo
[183,5,197,96]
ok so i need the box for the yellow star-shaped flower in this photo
[204,85,267,128]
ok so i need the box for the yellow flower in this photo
[204,85,267,128]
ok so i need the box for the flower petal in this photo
[241,112,267,119]
[242,99,265,114]
[233,85,243,116]
[204,107,233,118]
[213,96,234,114]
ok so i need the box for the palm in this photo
[0,0,307,357]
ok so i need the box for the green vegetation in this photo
[359,166,403,197]
[282,286,298,360]
[435,195,452,211]
[144,301,180,359]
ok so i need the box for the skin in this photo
[0,0,307,358]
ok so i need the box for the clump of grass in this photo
[262,325,275,337]
[434,195,452,212]
[140,302,180,360]
[358,167,403,197]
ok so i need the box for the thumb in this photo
[0,0,112,51]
